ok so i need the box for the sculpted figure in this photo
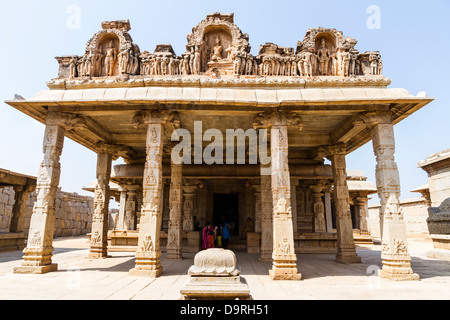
[234,53,242,75]
[239,52,246,75]
[378,59,383,75]
[369,54,379,75]
[105,41,117,76]
[211,36,223,61]
[161,56,169,75]
[94,46,104,76]
[69,58,77,79]
[297,53,305,76]
[189,47,195,75]
[262,57,270,76]
[168,57,176,75]
[118,49,129,74]
[285,59,291,76]
[317,39,331,75]
[155,56,162,75]
[339,48,351,77]
[246,56,252,75]
[225,44,236,61]
[252,59,259,75]
[131,51,139,75]
[181,55,190,75]
[193,47,201,75]
[291,57,298,76]
[302,50,314,77]
[279,57,285,76]
[274,57,280,76]
[85,51,94,77]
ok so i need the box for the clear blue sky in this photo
[0,0,449,205]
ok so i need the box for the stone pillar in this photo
[324,190,333,232]
[254,110,302,280]
[183,182,198,232]
[356,196,370,235]
[88,153,112,259]
[167,163,183,260]
[129,110,179,277]
[327,145,361,263]
[117,188,127,230]
[371,114,419,280]
[14,110,65,274]
[311,184,326,233]
[259,166,273,262]
[9,185,34,233]
[124,188,138,230]
[291,179,299,233]
[252,184,262,233]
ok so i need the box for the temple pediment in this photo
[54,13,384,83]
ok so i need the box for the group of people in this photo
[201,221,231,250]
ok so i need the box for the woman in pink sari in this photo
[202,223,209,249]
[202,222,215,250]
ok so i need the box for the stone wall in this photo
[0,187,15,232]
[0,187,94,236]
[368,197,430,238]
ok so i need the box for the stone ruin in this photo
[427,198,450,260]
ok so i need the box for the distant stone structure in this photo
[418,149,450,207]
[0,169,94,252]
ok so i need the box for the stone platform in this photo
[0,232,27,252]
[1,236,450,300]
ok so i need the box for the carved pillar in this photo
[88,153,112,258]
[324,188,333,232]
[10,185,34,233]
[254,111,302,280]
[291,179,299,233]
[129,110,179,277]
[124,187,138,230]
[252,185,262,233]
[311,184,326,233]
[183,181,200,232]
[370,114,419,280]
[167,163,183,260]
[327,145,361,263]
[14,110,65,274]
[259,166,273,262]
[356,196,369,235]
[117,188,127,230]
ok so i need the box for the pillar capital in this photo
[132,110,180,127]
[252,110,303,131]
[94,142,134,160]
[360,111,393,126]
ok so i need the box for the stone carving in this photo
[138,234,153,253]
[55,17,383,80]
[28,231,42,247]
[180,249,251,300]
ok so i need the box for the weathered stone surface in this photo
[180,248,251,300]
[427,198,450,235]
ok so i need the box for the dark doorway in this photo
[213,193,239,236]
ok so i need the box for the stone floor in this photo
[0,236,449,300]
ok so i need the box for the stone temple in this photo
[5,13,433,280]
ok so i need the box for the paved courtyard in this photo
[0,236,449,300]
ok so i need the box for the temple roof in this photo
[4,14,434,164]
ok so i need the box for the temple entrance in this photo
[213,193,239,236]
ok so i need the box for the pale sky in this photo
[0,0,449,205]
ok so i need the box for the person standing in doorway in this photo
[221,221,231,249]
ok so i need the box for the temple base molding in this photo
[13,264,58,275]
